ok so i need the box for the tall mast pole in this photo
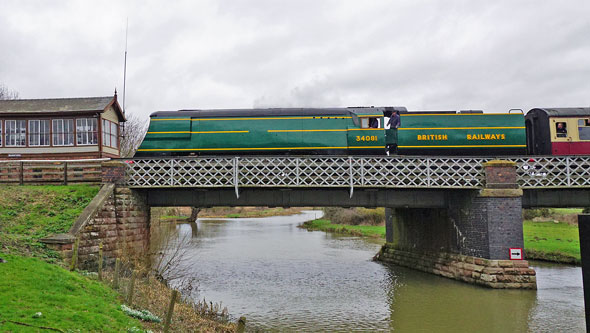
[123,18,128,118]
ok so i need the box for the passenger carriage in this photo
[525,107,590,155]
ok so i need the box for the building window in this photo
[103,119,119,149]
[110,122,118,148]
[52,119,74,146]
[29,120,50,146]
[5,120,26,146]
[76,118,98,145]
[0,121,2,146]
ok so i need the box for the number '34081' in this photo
[356,135,378,142]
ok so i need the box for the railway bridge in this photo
[48,156,590,289]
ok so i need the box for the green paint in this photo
[137,111,385,155]
[0,253,142,332]
[398,113,526,151]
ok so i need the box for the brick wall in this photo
[447,192,524,260]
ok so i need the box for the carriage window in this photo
[556,122,567,137]
[579,119,590,140]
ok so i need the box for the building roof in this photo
[0,95,126,121]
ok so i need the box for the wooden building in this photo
[0,94,125,160]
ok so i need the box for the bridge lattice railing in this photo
[124,156,590,189]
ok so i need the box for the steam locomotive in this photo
[135,106,590,157]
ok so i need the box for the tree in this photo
[120,112,149,157]
[0,84,19,100]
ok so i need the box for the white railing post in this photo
[234,157,240,199]
[360,158,365,186]
[426,158,432,187]
[566,156,571,187]
[170,159,176,186]
[349,156,354,198]
[295,158,300,186]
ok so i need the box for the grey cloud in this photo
[0,0,588,119]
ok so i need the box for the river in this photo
[168,211,585,332]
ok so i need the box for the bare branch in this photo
[0,84,19,100]
[120,112,149,157]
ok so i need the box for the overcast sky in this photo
[1,0,589,119]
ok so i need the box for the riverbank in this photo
[300,217,581,265]
[0,185,235,332]
[300,219,386,239]
[156,206,309,221]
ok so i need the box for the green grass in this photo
[0,253,142,332]
[301,219,386,238]
[160,215,188,220]
[550,208,584,215]
[0,185,99,258]
[523,220,580,264]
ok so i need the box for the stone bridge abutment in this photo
[43,161,150,269]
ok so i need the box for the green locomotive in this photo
[135,107,526,156]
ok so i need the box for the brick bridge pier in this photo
[378,161,536,289]
[43,158,537,289]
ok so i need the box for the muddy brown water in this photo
[167,211,585,332]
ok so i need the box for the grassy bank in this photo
[523,220,580,264]
[0,185,99,258]
[0,253,142,332]
[0,185,235,332]
[301,219,386,239]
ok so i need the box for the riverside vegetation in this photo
[301,207,584,265]
[155,206,308,221]
[0,185,235,332]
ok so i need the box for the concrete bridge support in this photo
[378,161,537,289]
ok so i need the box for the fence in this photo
[124,155,590,189]
[0,159,108,185]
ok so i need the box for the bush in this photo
[523,208,551,220]
[583,207,590,214]
[322,207,384,226]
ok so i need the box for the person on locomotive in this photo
[388,111,401,128]
[369,118,379,128]
[556,122,567,137]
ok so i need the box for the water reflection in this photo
[168,211,584,332]
[388,264,534,332]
